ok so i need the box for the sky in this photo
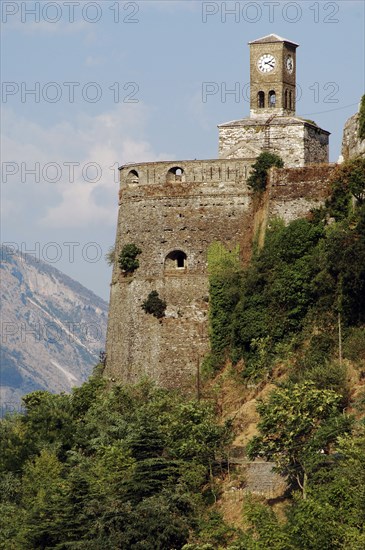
[1,0,364,301]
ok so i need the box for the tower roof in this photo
[248,34,299,47]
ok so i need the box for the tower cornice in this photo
[248,34,299,47]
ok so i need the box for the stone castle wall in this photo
[268,164,334,221]
[106,159,254,392]
[105,161,334,391]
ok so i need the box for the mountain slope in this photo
[0,245,108,413]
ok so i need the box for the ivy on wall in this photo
[247,152,284,193]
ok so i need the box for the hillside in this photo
[1,156,364,549]
[0,245,108,413]
[1,102,364,549]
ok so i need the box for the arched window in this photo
[284,90,288,109]
[289,90,293,110]
[269,90,276,108]
[126,169,139,184]
[164,250,187,270]
[167,166,185,183]
[257,91,265,108]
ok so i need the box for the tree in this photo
[142,291,166,318]
[247,382,352,498]
[329,157,365,205]
[247,152,284,192]
[230,218,324,370]
[118,243,142,273]
[319,216,365,325]
[286,430,365,550]
[21,390,75,460]
[94,495,191,549]
[17,450,70,548]
[0,378,234,549]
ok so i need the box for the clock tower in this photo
[249,34,298,117]
[218,34,330,167]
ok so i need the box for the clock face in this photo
[286,55,294,74]
[258,54,276,73]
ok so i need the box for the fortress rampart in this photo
[105,161,335,392]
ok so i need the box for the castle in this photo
[105,35,334,392]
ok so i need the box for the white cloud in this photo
[1,103,173,229]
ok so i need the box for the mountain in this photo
[0,245,108,414]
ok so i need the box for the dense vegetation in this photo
[197,157,365,548]
[207,158,365,384]
[2,373,363,549]
[1,157,364,549]
[0,375,232,549]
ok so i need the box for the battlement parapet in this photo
[119,158,255,189]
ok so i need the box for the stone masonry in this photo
[105,35,333,391]
[106,159,254,392]
[105,160,334,391]
[218,116,329,167]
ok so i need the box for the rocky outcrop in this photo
[341,105,365,161]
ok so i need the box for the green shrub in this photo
[142,291,166,318]
[119,243,142,273]
[343,326,365,364]
[247,152,284,193]
[310,362,349,404]
[327,158,365,218]
[325,178,352,221]
[333,157,365,204]
[301,332,335,371]
[105,245,116,266]
[188,510,237,550]
[241,336,274,382]
[200,353,222,381]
